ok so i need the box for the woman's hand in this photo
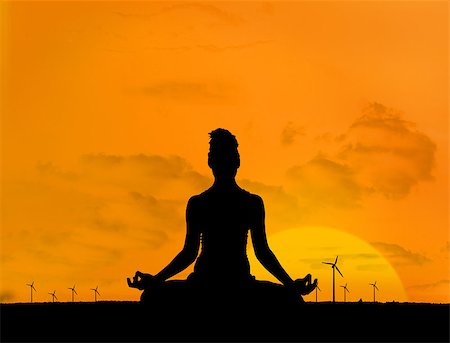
[292,273,318,295]
[127,271,158,290]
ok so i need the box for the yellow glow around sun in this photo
[248,227,408,303]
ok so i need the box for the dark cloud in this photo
[129,191,185,232]
[285,102,437,208]
[92,216,127,232]
[298,253,381,271]
[440,242,450,253]
[371,242,431,266]
[139,81,236,103]
[142,41,271,53]
[37,162,79,181]
[339,102,436,199]
[286,156,368,208]
[131,230,169,250]
[0,290,15,303]
[81,153,190,177]
[355,264,389,272]
[1,253,15,263]
[407,279,450,290]
[350,102,413,133]
[113,3,244,25]
[79,153,211,195]
[281,122,305,146]
[196,40,271,52]
[161,3,244,25]
[27,153,211,261]
[239,179,302,231]
[341,253,380,260]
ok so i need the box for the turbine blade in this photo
[335,266,344,277]
[74,289,78,295]
[375,285,379,291]
[322,262,333,265]
[317,286,321,291]
[335,256,338,264]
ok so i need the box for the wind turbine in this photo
[369,281,379,302]
[68,285,77,302]
[26,281,37,303]
[48,290,58,303]
[90,286,100,302]
[340,283,350,302]
[315,284,321,303]
[322,256,343,303]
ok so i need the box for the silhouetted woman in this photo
[128,129,316,306]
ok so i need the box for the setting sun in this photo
[249,227,407,302]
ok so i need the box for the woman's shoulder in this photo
[238,188,264,205]
[187,189,212,206]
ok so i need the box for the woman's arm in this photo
[250,196,294,286]
[154,197,201,281]
[128,197,201,289]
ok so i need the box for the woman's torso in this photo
[191,186,257,284]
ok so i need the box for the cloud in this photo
[339,102,436,199]
[144,41,271,53]
[80,153,211,195]
[299,253,381,270]
[0,291,15,303]
[81,153,189,175]
[407,279,450,290]
[371,242,431,266]
[440,242,450,253]
[138,81,237,103]
[340,253,380,260]
[166,3,244,24]
[281,122,305,146]
[355,264,389,272]
[196,40,271,52]
[2,152,214,286]
[239,179,302,232]
[129,191,185,232]
[113,3,244,26]
[286,156,368,208]
[285,102,437,210]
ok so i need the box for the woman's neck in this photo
[212,177,238,190]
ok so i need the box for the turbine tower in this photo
[68,285,77,302]
[315,284,321,303]
[322,256,343,303]
[26,281,37,303]
[369,281,379,302]
[91,286,100,302]
[340,283,350,302]
[48,290,58,303]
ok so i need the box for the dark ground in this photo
[1,301,449,342]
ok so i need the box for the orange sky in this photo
[1,1,448,304]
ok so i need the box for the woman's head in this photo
[208,128,240,179]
